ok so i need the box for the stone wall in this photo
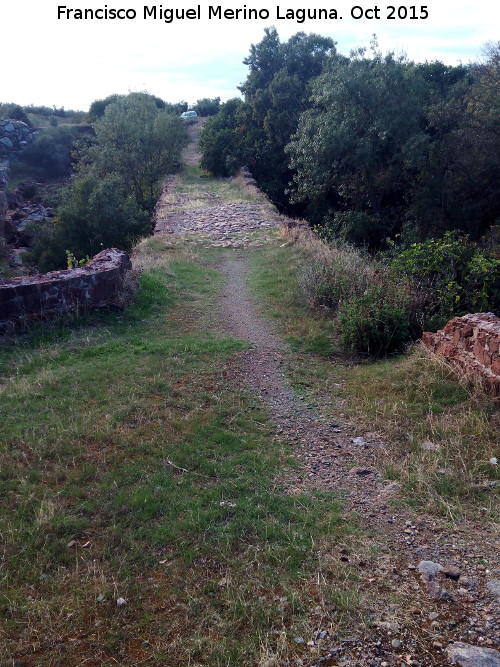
[0,119,35,156]
[422,313,500,396]
[0,248,132,334]
[0,159,9,238]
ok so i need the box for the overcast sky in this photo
[3,1,499,111]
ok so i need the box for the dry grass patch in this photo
[342,344,500,517]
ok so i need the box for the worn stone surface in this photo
[447,641,500,666]
[0,248,131,333]
[154,166,285,248]
[422,313,500,395]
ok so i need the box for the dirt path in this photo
[154,125,500,667]
[218,254,500,667]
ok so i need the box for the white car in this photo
[180,110,198,120]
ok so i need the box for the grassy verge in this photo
[168,163,275,210]
[1,238,360,665]
[249,237,500,520]
[343,349,500,518]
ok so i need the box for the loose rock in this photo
[446,641,500,666]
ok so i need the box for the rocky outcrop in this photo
[0,248,132,333]
[0,159,9,238]
[0,119,35,156]
[422,313,500,396]
[5,202,55,247]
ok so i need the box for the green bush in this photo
[391,232,500,328]
[23,126,77,177]
[26,173,149,271]
[199,99,245,176]
[193,97,221,117]
[0,104,31,126]
[337,280,413,356]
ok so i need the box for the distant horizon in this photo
[4,1,498,111]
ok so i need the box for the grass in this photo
[249,231,500,520]
[0,237,361,664]
[170,163,274,211]
[342,347,500,518]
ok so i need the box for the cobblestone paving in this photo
[154,177,285,248]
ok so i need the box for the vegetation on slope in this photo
[26,92,187,271]
[249,232,500,518]
[199,31,500,352]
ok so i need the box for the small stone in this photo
[391,638,403,649]
[352,437,367,446]
[294,637,305,644]
[443,566,461,580]
[97,594,105,602]
[350,466,376,475]
[433,641,443,649]
[459,576,477,589]
[486,580,500,598]
[422,440,441,452]
[379,482,400,496]
[418,560,443,576]
[116,597,127,606]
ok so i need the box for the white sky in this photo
[3,0,499,111]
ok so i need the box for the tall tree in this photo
[286,44,428,246]
[88,93,186,211]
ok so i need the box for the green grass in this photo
[170,162,272,209]
[0,241,359,665]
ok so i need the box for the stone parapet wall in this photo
[422,313,500,396]
[0,248,132,333]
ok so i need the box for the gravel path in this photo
[218,253,500,667]
[154,125,500,666]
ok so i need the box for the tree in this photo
[87,93,187,211]
[87,94,124,122]
[230,28,335,208]
[286,44,428,246]
[406,45,499,240]
[199,99,245,176]
[193,97,220,116]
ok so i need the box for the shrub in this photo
[23,126,77,177]
[0,104,31,126]
[193,97,221,117]
[337,279,413,356]
[391,232,500,328]
[26,173,149,271]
